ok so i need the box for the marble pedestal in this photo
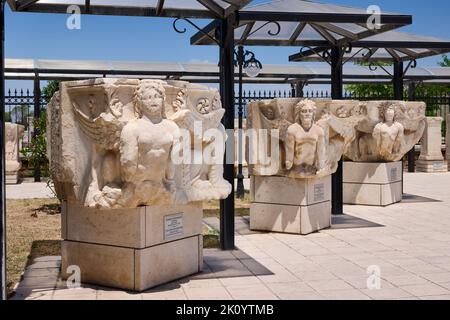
[61,202,203,292]
[6,161,20,184]
[249,175,331,235]
[416,159,448,173]
[5,172,19,184]
[343,161,402,206]
[417,117,446,173]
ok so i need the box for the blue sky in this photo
[5,0,450,92]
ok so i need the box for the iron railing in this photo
[4,89,46,147]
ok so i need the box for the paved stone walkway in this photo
[9,172,450,300]
[6,181,55,199]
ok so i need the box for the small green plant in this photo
[21,112,48,176]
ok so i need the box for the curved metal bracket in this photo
[246,21,281,38]
[173,18,220,46]
[368,61,393,77]
[343,43,353,54]
[299,46,332,66]
[403,59,417,77]
[342,47,373,66]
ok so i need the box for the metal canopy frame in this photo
[289,31,450,63]
[7,0,251,18]
[190,0,412,47]
[0,0,417,300]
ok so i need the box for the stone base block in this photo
[250,175,331,235]
[250,201,331,235]
[416,160,448,173]
[61,202,203,291]
[6,173,19,184]
[343,161,402,206]
[61,236,202,292]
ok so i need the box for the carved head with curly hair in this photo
[294,99,316,130]
[133,80,166,119]
[379,102,399,124]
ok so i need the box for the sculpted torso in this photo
[121,118,177,183]
[374,121,403,156]
[285,100,326,177]
[288,123,324,166]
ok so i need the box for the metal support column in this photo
[236,45,245,199]
[393,61,405,194]
[407,82,416,172]
[295,81,305,98]
[33,71,41,182]
[331,46,344,215]
[1,0,6,301]
[219,15,235,250]
[393,61,404,101]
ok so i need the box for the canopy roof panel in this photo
[5,58,450,84]
[289,31,450,62]
[191,0,412,47]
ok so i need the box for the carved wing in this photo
[73,102,123,151]
[258,108,292,142]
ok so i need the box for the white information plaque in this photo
[164,213,184,240]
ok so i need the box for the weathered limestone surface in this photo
[345,101,426,162]
[248,99,425,177]
[47,78,231,291]
[47,78,231,209]
[343,161,402,206]
[5,122,24,184]
[248,98,425,218]
[417,117,447,172]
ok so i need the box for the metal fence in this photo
[4,89,47,147]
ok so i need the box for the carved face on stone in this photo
[134,81,166,118]
[294,100,316,129]
[380,103,396,123]
[336,106,348,118]
[262,106,275,120]
[142,88,163,115]
[351,104,367,116]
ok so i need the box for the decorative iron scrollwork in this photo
[172,18,220,46]
[246,21,281,38]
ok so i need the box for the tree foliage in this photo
[42,80,60,103]
[439,54,450,67]
[345,55,450,102]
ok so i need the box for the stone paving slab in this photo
[6,181,55,199]
[9,173,450,300]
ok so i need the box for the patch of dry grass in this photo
[6,198,61,297]
[204,191,250,218]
